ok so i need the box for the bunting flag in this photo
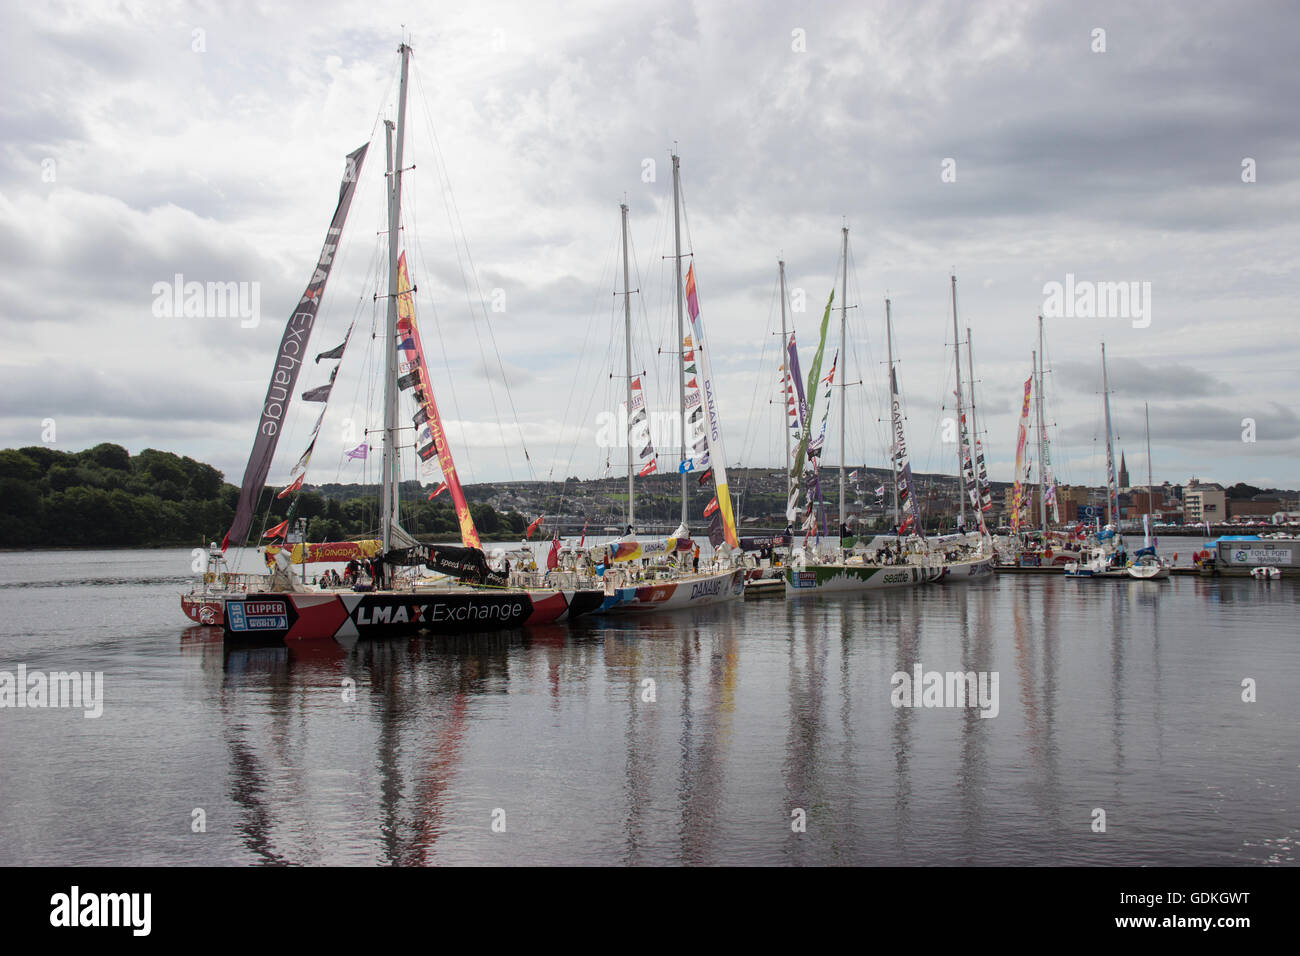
[703,496,719,517]
[346,442,368,461]
[698,468,713,486]
[526,514,544,539]
[808,350,837,462]
[1011,374,1033,533]
[546,531,561,570]
[291,440,315,477]
[395,252,480,548]
[314,322,354,364]
[579,520,587,548]
[874,484,885,497]
[890,366,925,538]
[784,332,808,521]
[263,519,290,540]
[276,474,304,499]
[301,382,333,403]
[683,263,737,548]
[222,142,369,551]
[627,375,658,480]
[426,482,447,500]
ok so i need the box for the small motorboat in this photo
[1127,552,1170,580]
[1250,566,1281,580]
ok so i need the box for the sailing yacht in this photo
[589,158,745,612]
[784,251,991,596]
[220,43,603,643]
[1063,342,1146,580]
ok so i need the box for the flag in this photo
[546,532,560,570]
[301,383,333,402]
[698,468,713,486]
[579,520,587,548]
[638,459,657,477]
[526,514,544,539]
[397,335,415,351]
[704,496,719,517]
[678,458,694,474]
[263,519,290,539]
[345,443,368,460]
[426,482,447,500]
[874,484,885,497]
[849,470,859,479]
[276,474,304,499]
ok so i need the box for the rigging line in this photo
[412,62,532,481]
[552,224,619,480]
[737,272,781,470]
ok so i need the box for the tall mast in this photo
[886,297,899,524]
[838,226,848,538]
[620,202,634,532]
[1145,401,1154,528]
[672,153,687,530]
[1036,314,1048,532]
[380,43,411,554]
[966,327,981,533]
[779,260,791,507]
[950,274,966,530]
[1101,341,1116,526]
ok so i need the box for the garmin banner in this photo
[223,143,370,550]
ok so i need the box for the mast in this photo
[838,226,848,539]
[1145,401,1154,530]
[1036,315,1048,533]
[779,260,791,509]
[1101,341,1116,526]
[886,298,899,525]
[672,153,687,530]
[380,43,411,554]
[966,327,981,534]
[950,274,966,530]
[621,202,634,532]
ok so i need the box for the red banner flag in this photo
[638,459,657,477]
[703,496,719,517]
[546,532,560,570]
[276,474,304,499]
[263,519,290,539]
[426,482,448,500]
[526,514,545,539]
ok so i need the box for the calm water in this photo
[0,547,1296,866]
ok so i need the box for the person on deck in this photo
[692,543,700,572]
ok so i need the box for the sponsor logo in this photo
[882,572,910,584]
[227,599,288,632]
[354,600,526,625]
[690,579,722,600]
[793,571,818,588]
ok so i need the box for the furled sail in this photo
[683,264,738,548]
[395,252,481,548]
[223,142,369,550]
[790,290,833,480]
[1010,374,1033,533]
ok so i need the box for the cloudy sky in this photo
[3,0,1298,494]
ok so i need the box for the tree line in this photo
[0,444,526,549]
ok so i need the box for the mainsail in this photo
[395,252,480,548]
[683,264,738,548]
[223,143,369,550]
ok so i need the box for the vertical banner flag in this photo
[223,143,369,550]
[395,252,481,548]
[683,264,738,548]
